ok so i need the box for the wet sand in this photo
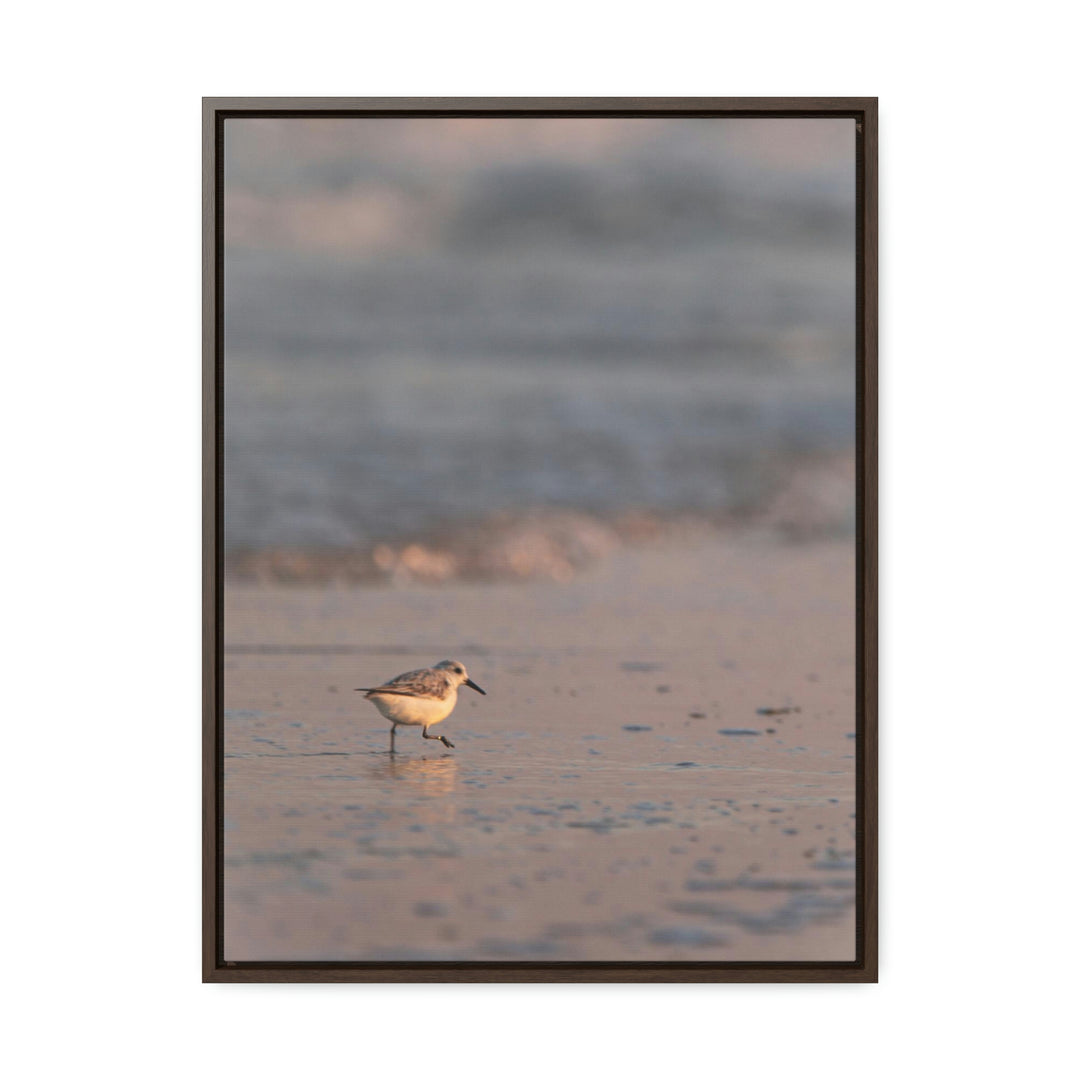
[222,536,856,962]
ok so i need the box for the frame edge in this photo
[202,98,220,983]
[200,97,879,984]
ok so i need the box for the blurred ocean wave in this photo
[225,451,855,586]
[223,117,855,572]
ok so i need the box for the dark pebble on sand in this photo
[413,902,450,918]
[718,728,761,736]
[622,724,653,732]
[813,858,856,870]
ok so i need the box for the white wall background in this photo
[3,3,1075,1077]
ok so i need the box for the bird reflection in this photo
[372,755,459,797]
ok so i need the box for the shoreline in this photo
[225,450,856,587]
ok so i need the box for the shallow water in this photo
[224,715,855,961]
[221,539,857,962]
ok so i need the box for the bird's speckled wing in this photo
[365,667,452,700]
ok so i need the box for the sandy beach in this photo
[222,534,856,962]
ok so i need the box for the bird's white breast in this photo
[369,689,458,727]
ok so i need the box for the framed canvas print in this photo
[203,97,877,982]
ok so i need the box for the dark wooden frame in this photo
[203,97,878,983]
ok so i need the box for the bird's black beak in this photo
[465,678,486,695]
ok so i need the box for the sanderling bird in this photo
[355,659,486,753]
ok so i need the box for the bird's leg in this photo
[422,727,455,750]
[390,724,397,754]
